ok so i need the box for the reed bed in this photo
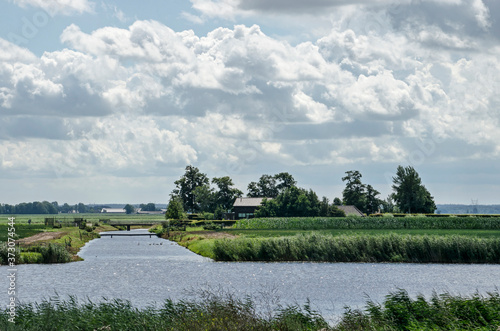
[234,216,500,230]
[212,233,500,263]
[336,289,500,330]
[0,293,328,331]
[1,290,499,330]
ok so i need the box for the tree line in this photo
[166,164,436,219]
[0,202,162,215]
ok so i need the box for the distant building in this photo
[101,208,126,213]
[337,205,365,217]
[136,208,166,215]
[232,197,271,219]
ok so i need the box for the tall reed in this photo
[212,233,500,263]
[0,293,328,330]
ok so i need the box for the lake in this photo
[2,229,500,322]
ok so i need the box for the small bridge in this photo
[107,221,164,231]
[100,233,157,238]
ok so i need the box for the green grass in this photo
[1,290,499,330]
[211,233,500,263]
[0,224,48,241]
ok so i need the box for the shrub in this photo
[40,243,71,263]
[0,242,20,265]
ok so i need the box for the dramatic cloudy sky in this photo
[1,0,499,205]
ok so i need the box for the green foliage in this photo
[342,170,382,214]
[39,243,72,264]
[212,233,500,263]
[0,224,47,241]
[165,197,186,220]
[212,176,243,211]
[202,221,223,230]
[124,204,135,214]
[0,242,20,265]
[0,292,329,331]
[172,165,210,213]
[255,186,322,218]
[392,165,436,214]
[139,202,156,211]
[247,172,296,198]
[328,205,346,217]
[336,289,500,330]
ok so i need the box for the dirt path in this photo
[17,231,65,244]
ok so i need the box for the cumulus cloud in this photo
[0,5,499,202]
[10,0,95,16]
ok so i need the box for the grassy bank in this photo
[0,223,117,264]
[1,290,499,330]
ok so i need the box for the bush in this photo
[0,242,20,265]
[20,252,42,264]
[202,221,223,230]
[40,243,72,263]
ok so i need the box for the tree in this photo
[342,170,366,212]
[247,174,278,198]
[172,165,209,213]
[140,203,156,211]
[124,204,135,214]
[333,197,342,206]
[381,194,396,213]
[255,186,321,218]
[77,202,87,213]
[319,197,330,217]
[165,196,185,220]
[247,172,296,198]
[275,172,297,194]
[364,185,382,215]
[212,176,243,211]
[193,184,216,213]
[392,165,436,214]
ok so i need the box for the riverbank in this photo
[0,224,118,264]
[162,216,500,263]
[1,289,499,330]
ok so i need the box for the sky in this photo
[0,0,499,205]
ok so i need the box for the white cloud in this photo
[1,11,500,204]
[10,0,95,16]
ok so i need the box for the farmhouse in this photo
[100,208,126,213]
[232,197,271,219]
[337,205,365,217]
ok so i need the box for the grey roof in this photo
[337,205,365,217]
[233,197,271,207]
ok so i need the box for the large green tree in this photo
[364,184,382,215]
[212,176,243,211]
[392,165,436,213]
[247,172,296,198]
[342,170,366,212]
[172,165,209,213]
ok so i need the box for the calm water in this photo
[2,229,500,321]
